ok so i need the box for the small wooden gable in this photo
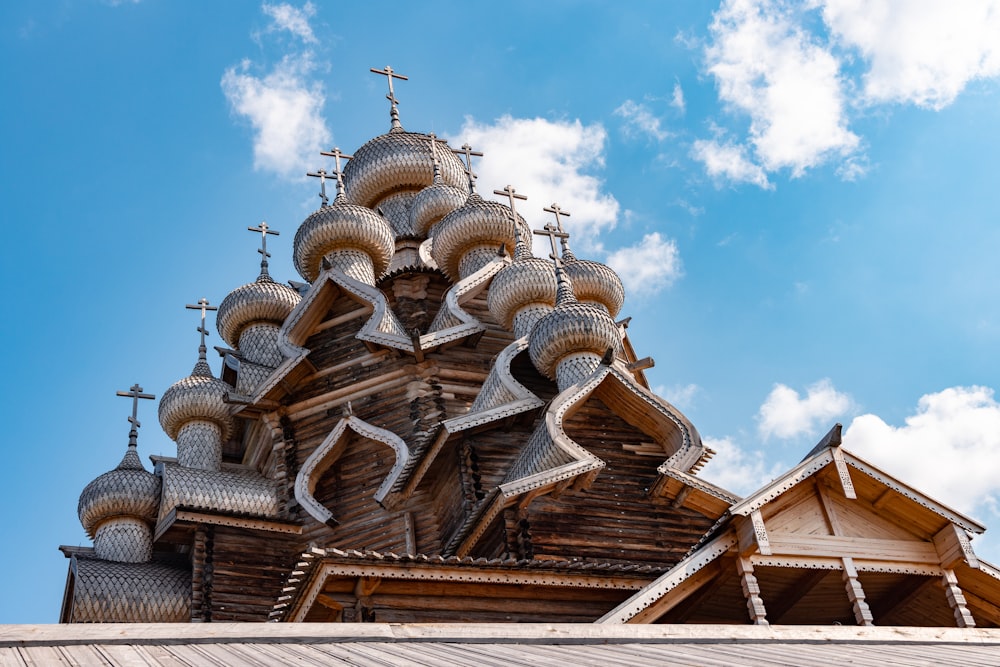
[601,425,1000,627]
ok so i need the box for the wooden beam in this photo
[815,481,844,536]
[962,589,1000,627]
[766,535,940,564]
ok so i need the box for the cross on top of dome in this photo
[320,147,353,199]
[370,65,408,130]
[185,297,217,364]
[115,383,154,448]
[453,143,483,194]
[247,221,279,275]
[306,168,332,207]
[494,185,530,259]
[543,203,574,260]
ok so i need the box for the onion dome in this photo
[529,265,621,390]
[409,173,468,238]
[431,195,532,282]
[548,212,626,317]
[78,445,160,563]
[487,244,557,338]
[160,302,234,471]
[564,257,626,317]
[292,193,395,284]
[216,272,300,350]
[158,359,233,443]
[342,131,467,210]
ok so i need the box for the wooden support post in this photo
[841,557,874,626]
[941,569,976,628]
[736,557,768,625]
[403,512,417,555]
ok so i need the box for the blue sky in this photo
[2,0,999,623]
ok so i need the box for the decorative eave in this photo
[247,259,501,407]
[294,414,411,525]
[448,360,706,558]
[381,337,546,509]
[649,466,741,519]
[153,507,302,543]
[272,546,669,623]
[728,429,986,535]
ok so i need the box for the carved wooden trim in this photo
[942,568,976,628]
[736,556,769,625]
[294,416,411,526]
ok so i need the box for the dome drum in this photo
[555,351,606,390]
[511,304,553,339]
[94,518,153,563]
[176,420,223,472]
[237,323,284,367]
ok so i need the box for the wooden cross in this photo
[116,383,155,444]
[248,221,279,272]
[306,169,332,206]
[320,147,353,197]
[494,185,528,251]
[533,222,569,266]
[186,297,217,359]
[543,203,572,257]
[453,143,483,193]
[370,65,408,128]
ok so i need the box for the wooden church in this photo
[59,67,1000,627]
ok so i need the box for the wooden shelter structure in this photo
[58,67,1000,629]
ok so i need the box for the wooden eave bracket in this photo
[934,523,980,570]
[736,510,772,556]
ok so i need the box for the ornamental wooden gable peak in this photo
[601,424,1000,627]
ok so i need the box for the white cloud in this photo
[692,138,772,189]
[693,0,1000,188]
[262,2,318,44]
[452,116,620,255]
[605,232,682,297]
[655,383,700,411]
[698,436,785,496]
[671,83,686,113]
[821,0,1000,109]
[221,54,331,178]
[704,0,859,176]
[758,378,853,440]
[614,100,671,141]
[843,386,1000,517]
